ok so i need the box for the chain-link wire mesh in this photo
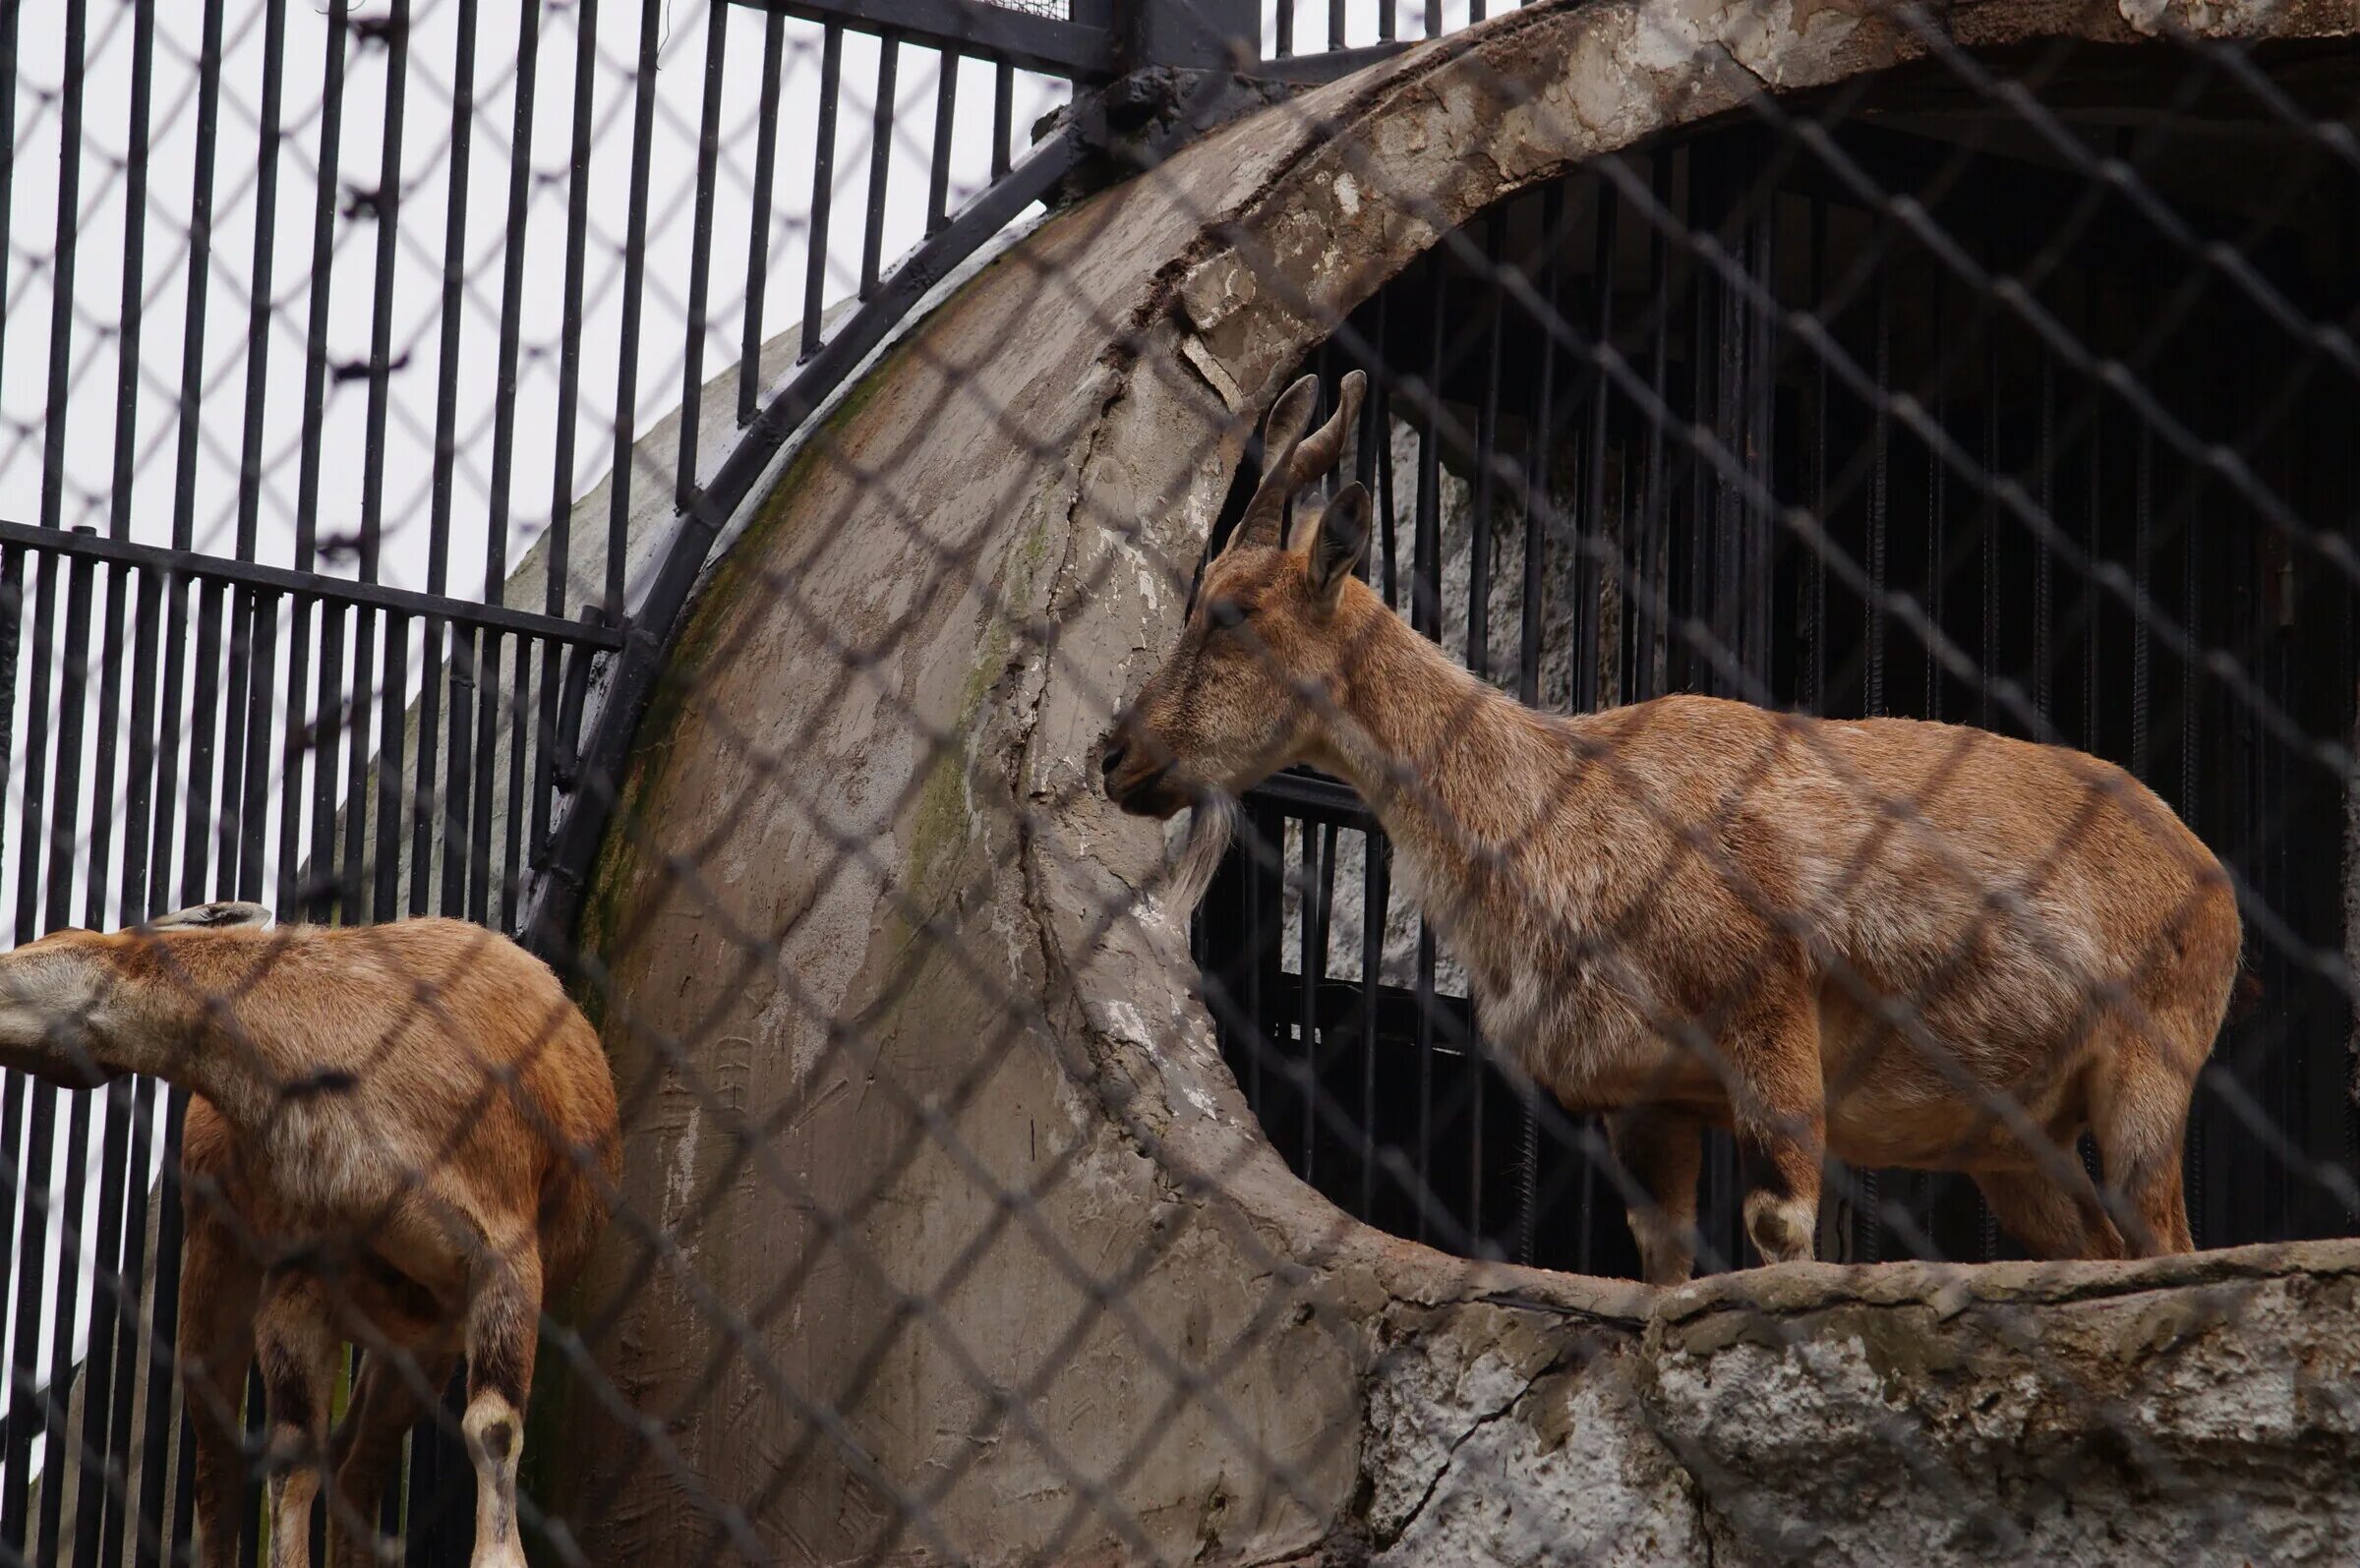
[4,0,2359,1562]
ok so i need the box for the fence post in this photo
[1104,0,1259,73]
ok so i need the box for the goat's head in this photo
[1100,371,1373,820]
[0,901,272,1087]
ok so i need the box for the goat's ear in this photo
[144,901,272,932]
[1306,483,1371,607]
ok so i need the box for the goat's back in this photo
[167,919,620,1297]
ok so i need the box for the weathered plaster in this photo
[558,0,2360,1561]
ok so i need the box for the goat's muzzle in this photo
[1097,725,1188,820]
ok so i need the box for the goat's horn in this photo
[1227,375,1324,552]
[1287,370,1365,493]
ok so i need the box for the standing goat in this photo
[1101,370,2239,1283]
[0,903,620,1568]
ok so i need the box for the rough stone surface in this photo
[557,0,2360,1562]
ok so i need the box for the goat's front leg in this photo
[460,1237,544,1568]
[256,1277,343,1568]
[180,1198,263,1568]
[1730,1001,1826,1268]
[1608,1105,1702,1286]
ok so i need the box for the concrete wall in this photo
[556,0,2360,1561]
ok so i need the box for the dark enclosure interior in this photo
[1195,41,2360,1278]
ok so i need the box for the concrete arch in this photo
[558,1,2360,1561]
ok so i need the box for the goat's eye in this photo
[1208,598,1248,631]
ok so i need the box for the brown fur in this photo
[0,908,620,1567]
[1102,373,2239,1283]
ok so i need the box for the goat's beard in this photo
[1157,791,1238,923]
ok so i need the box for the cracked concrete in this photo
[551,0,2360,1560]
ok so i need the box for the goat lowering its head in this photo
[1102,370,2240,1283]
[0,904,620,1568]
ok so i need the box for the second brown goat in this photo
[1101,370,2240,1282]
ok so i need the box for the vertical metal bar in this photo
[1358,833,1387,1220]
[1641,157,1672,705]
[99,1076,160,1566]
[859,33,900,300]
[1276,0,1293,60]
[0,0,16,379]
[36,0,87,539]
[279,0,352,914]
[606,0,666,619]
[182,573,226,907]
[75,28,165,1534]
[2083,270,2102,752]
[374,611,410,920]
[925,50,958,234]
[1424,0,1441,39]
[740,9,789,427]
[137,1097,191,1567]
[1926,284,1946,720]
[233,0,289,564]
[308,605,348,917]
[548,0,598,615]
[1581,185,1618,712]
[1412,255,1444,642]
[1376,321,1398,610]
[344,0,410,922]
[991,62,1013,182]
[442,629,477,918]
[96,573,162,1568]
[1329,0,1346,51]
[1808,195,1827,715]
[1414,927,1437,1243]
[503,642,534,926]
[1381,0,1395,44]
[2131,424,2154,778]
[356,0,408,591]
[1298,825,1328,1180]
[2036,346,2055,721]
[32,546,97,1568]
[802,23,844,361]
[678,0,731,508]
[107,0,160,547]
[1468,217,1503,685]
[237,591,277,902]
[413,0,481,918]
[1523,188,1560,707]
[470,632,504,925]
[2,2,78,1516]
[1865,261,1890,716]
[1243,809,1265,1116]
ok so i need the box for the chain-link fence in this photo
[4,0,2359,1561]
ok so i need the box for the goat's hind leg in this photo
[1608,1106,1703,1286]
[181,1203,263,1568]
[1731,1002,1826,1268]
[255,1277,344,1568]
[2091,1047,2197,1256]
[460,1238,544,1568]
[327,1341,458,1568]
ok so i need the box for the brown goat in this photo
[0,903,619,1568]
[1102,371,2240,1283]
